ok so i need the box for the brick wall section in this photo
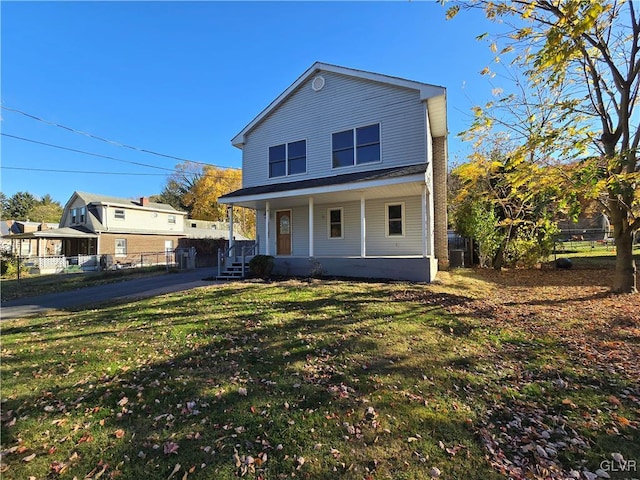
[100,233,184,264]
[432,136,449,270]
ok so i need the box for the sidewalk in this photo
[1,267,222,321]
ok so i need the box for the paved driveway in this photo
[1,268,221,321]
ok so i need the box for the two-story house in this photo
[59,191,187,259]
[6,191,187,271]
[219,62,448,282]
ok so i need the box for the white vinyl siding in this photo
[365,197,423,256]
[241,71,426,189]
[314,202,361,256]
[255,196,424,258]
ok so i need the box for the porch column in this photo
[360,193,366,257]
[308,197,314,257]
[265,201,271,256]
[424,185,435,256]
[422,185,427,257]
[37,238,44,257]
[227,205,235,257]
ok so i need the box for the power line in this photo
[1,105,240,170]
[2,162,240,181]
[2,166,168,176]
[2,133,177,172]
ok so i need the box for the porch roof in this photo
[219,164,427,208]
[4,226,98,240]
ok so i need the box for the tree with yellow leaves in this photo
[183,165,255,238]
[447,0,639,293]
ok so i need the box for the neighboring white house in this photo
[219,62,448,282]
[185,219,249,241]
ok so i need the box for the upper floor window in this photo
[114,209,125,220]
[332,124,380,168]
[70,207,86,224]
[168,215,176,224]
[269,140,306,178]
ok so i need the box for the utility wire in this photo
[1,105,240,170]
[2,166,168,176]
[2,133,177,172]
[2,165,242,181]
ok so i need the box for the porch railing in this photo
[16,251,181,275]
[217,237,258,278]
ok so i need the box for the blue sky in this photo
[1,1,501,206]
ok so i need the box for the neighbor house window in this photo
[79,207,85,223]
[114,209,125,220]
[269,140,306,178]
[168,215,176,224]
[386,203,404,237]
[332,124,380,168]
[115,238,127,256]
[328,208,343,239]
[71,208,77,224]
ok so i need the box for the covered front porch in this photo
[219,164,438,282]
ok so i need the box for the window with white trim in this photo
[79,207,85,223]
[115,238,127,256]
[269,140,306,178]
[71,208,77,224]
[328,208,343,239]
[114,209,125,220]
[168,214,176,224]
[332,124,380,168]
[386,203,404,237]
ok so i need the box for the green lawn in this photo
[1,276,638,479]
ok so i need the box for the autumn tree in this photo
[158,162,255,238]
[28,195,63,223]
[447,1,639,293]
[452,141,562,268]
[183,165,255,238]
[152,162,203,214]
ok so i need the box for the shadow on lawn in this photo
[2,280,638,480]
[0,283,506,479]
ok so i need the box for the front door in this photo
[276,210,291,255]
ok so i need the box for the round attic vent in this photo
[311,75,325,91]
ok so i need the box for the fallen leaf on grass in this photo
[168,463,181,479]
[22,453,36,462]
[114,429,125,439]
[164,442,180,455]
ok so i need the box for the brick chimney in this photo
[140,197,149,207]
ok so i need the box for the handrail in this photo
[218,237,258,278]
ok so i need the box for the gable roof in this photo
[231,62,447,148]
[72,191,184,213]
